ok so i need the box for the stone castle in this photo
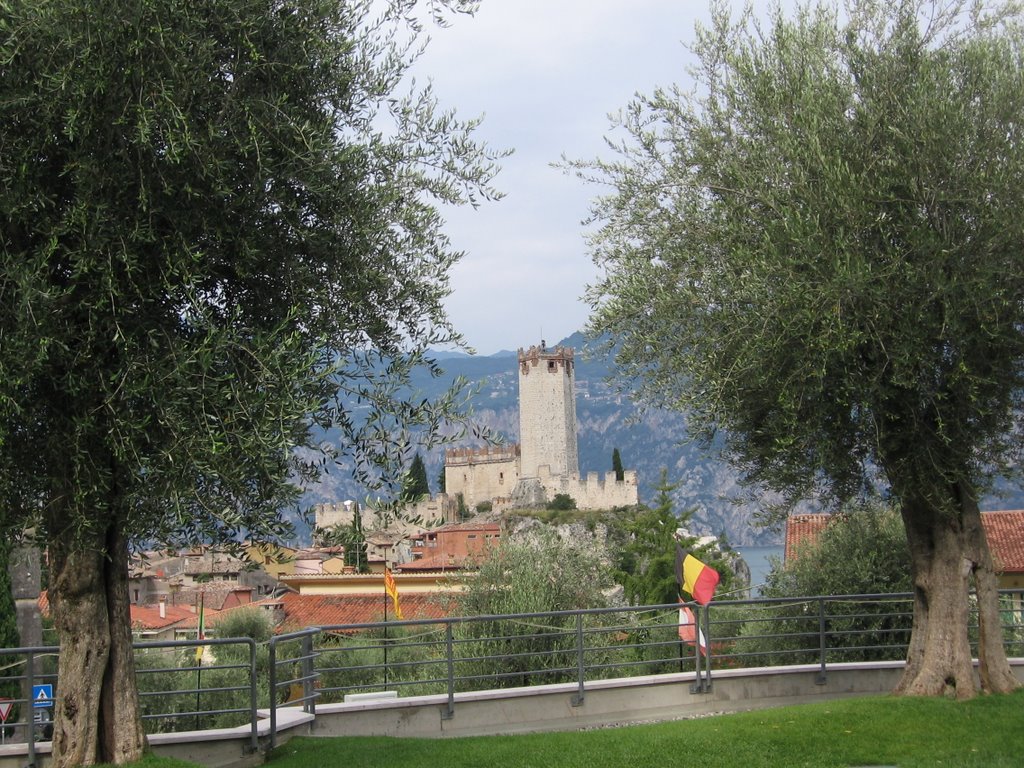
[316,342,639,539]
[445,342,638,512]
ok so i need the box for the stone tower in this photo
[517,342,579,479]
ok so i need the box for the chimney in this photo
[158,597,166,619]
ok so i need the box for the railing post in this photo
[817,597,828,684]
[247,639,258,754]
[571,612,585,707]
[687,603,712,694]
[268,637,278,750]
[442,623,455,721]
[703,604,713,693]
[689,603,703,694]
[301,633,315,716]
[26,650,36,768]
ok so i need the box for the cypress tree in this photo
[612,448,624,481]
[403,453,431,501]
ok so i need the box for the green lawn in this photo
[266,691,1024,768]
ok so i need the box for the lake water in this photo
[734,544,785,596]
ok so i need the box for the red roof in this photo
[980,510,1024,572]
[276,592,450,632]
[423,520,501,534]
[400,554,474,571]
[131,603,199,630]
[783,514,831,562]
[784,510,1024,573]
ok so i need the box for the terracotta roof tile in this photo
[131,603,204,631]
[783,514,831,562]
[400,555,473,571]
[980,510,1024,572]
[784,510,1024,573]
[423,520,501,534]
[276,592,450,632]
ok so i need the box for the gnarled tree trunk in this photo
[959,485,1019,694]
[48,515,145,767]
[895,489,1020,698]
[895,497,975,697]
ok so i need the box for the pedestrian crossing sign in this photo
[32,684,53,709]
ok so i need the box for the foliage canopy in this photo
[0,0,503,762]
[574,0,1024,697]
[579,0,1024,514]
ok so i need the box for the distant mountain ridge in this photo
[301,333,1024,547]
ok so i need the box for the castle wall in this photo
[406,493,458,528]
[535,466,639,510]
[445,446,520,511]
[316,495,456,538]
[316,500,360,532]
[518,344,579,479]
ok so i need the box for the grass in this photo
[265,690,1024,768]
[97,758,198,768]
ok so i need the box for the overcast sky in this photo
[413,0,789,355]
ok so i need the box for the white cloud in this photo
[414,1,788,353]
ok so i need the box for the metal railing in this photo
[0,637,260,758]
[3,590,1022,754]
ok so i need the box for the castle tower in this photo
[517,342,579,479]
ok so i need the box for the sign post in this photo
[0,698,13,744]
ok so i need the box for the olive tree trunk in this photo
[48,519,145,767]
[959,488,1019,694]
[895,489,1020,698]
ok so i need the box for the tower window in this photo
[548,361,556,371]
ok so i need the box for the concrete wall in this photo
[304,660,1024,740]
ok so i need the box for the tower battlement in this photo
[443,340,639,512]
[518,343,574,375]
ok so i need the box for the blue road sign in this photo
[32,684,53,709]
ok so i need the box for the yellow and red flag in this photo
[384,567,403,619]
[675,546,720,605]
[195,592,206,662]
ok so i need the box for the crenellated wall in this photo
[316,495,457,539]
[445,446,520,511]
[533,466,639,510]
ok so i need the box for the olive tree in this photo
[0,0,502,764]
[575,0,1023,697]
[446,531,616,689]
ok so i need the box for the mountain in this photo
[300,334,1024,547]
[302,335,781,546]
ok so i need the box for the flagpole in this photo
[383,568,389,689]
[195,591,204,730]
